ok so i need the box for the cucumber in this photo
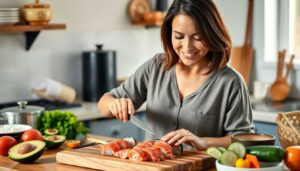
[246,145,284,162]
[227,142,246,158]
[220,150,238,167]
[206,147,222,160]
[217,147,227,153]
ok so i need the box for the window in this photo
[264,0,299,64]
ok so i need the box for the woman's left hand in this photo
[161,129,207,150]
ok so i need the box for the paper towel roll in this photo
[32,78,76,103]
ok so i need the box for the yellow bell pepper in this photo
[235,158,250,168]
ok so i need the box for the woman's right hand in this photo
[108,98,135,122]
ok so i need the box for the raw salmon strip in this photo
[99,142,121,156]
[113,139,132,149]
[114,149,132,159]
[135,141,154,148]
[154,141,175,159]
[135,147,164,162]
[129,149,149,161]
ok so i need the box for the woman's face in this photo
[171,14,209,67]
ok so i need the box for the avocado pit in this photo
[44,128,58,135]
[48,135,59,141]
[17,143,37,154]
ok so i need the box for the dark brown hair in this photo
[161,0,232,73]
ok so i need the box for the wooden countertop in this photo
[0,135,110,171]
[0,135,216,171]
[0,146,96,171]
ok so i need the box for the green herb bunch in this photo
[37,110,89,139]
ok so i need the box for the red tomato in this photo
[21,129,43,142]
[0,136,17,156]
[284,146,300,171]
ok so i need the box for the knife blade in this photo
[73,142,97,149]
[129,115,155,134]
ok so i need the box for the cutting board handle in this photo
[244,0,254,46]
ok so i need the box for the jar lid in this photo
[0,101,44,115]
[83,44,116,54]
[24,0,50,8]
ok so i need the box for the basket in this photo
[276,111,300,149]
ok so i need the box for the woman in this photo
[98,0,254,150]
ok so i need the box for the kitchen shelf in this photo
[132,21,162,28]
[0,23,66,50]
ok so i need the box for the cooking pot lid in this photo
[0,101,44,115]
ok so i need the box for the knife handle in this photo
[128,114,131,120]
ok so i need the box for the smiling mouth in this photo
[182,51,198,58]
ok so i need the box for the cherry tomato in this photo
[284,146,300,171]
[21,129,43,142]
[0,136,17,156]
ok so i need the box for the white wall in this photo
[0,0,299,103]
[0,0,163,102]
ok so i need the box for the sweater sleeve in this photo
[224,74,255,135]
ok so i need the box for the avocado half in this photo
[43,135,66,149]
[44,128,59,136]
[8,140,46,163]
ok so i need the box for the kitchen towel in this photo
[31,78,76,103]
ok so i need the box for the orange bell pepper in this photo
[246,154,260,168]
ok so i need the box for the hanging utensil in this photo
[231,0,254,86]
[269,50,295,101]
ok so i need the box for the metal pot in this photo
[0,101,44,128]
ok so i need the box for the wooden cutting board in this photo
[56,144,215,171]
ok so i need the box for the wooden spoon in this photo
[284,54,295,81]
[270,50,289,101]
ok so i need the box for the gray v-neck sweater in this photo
[110,53,254,140]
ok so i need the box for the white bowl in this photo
[0,124,32,134]
[216,160,284,171]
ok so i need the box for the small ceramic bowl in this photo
[0,124,32,141]
[216,160,284,171]
[231,133,275,147]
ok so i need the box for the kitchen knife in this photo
[73,142,97,149]
[129,115,155,134]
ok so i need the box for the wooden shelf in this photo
[132,20,162,28]
[0,23,66,50]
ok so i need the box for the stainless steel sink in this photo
[251,98,300,112]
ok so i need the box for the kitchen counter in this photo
[70,101,279,124]
[0,135,216,171]
[66,101,147,121]
[0,136,99,171]
[0,148,96,171]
